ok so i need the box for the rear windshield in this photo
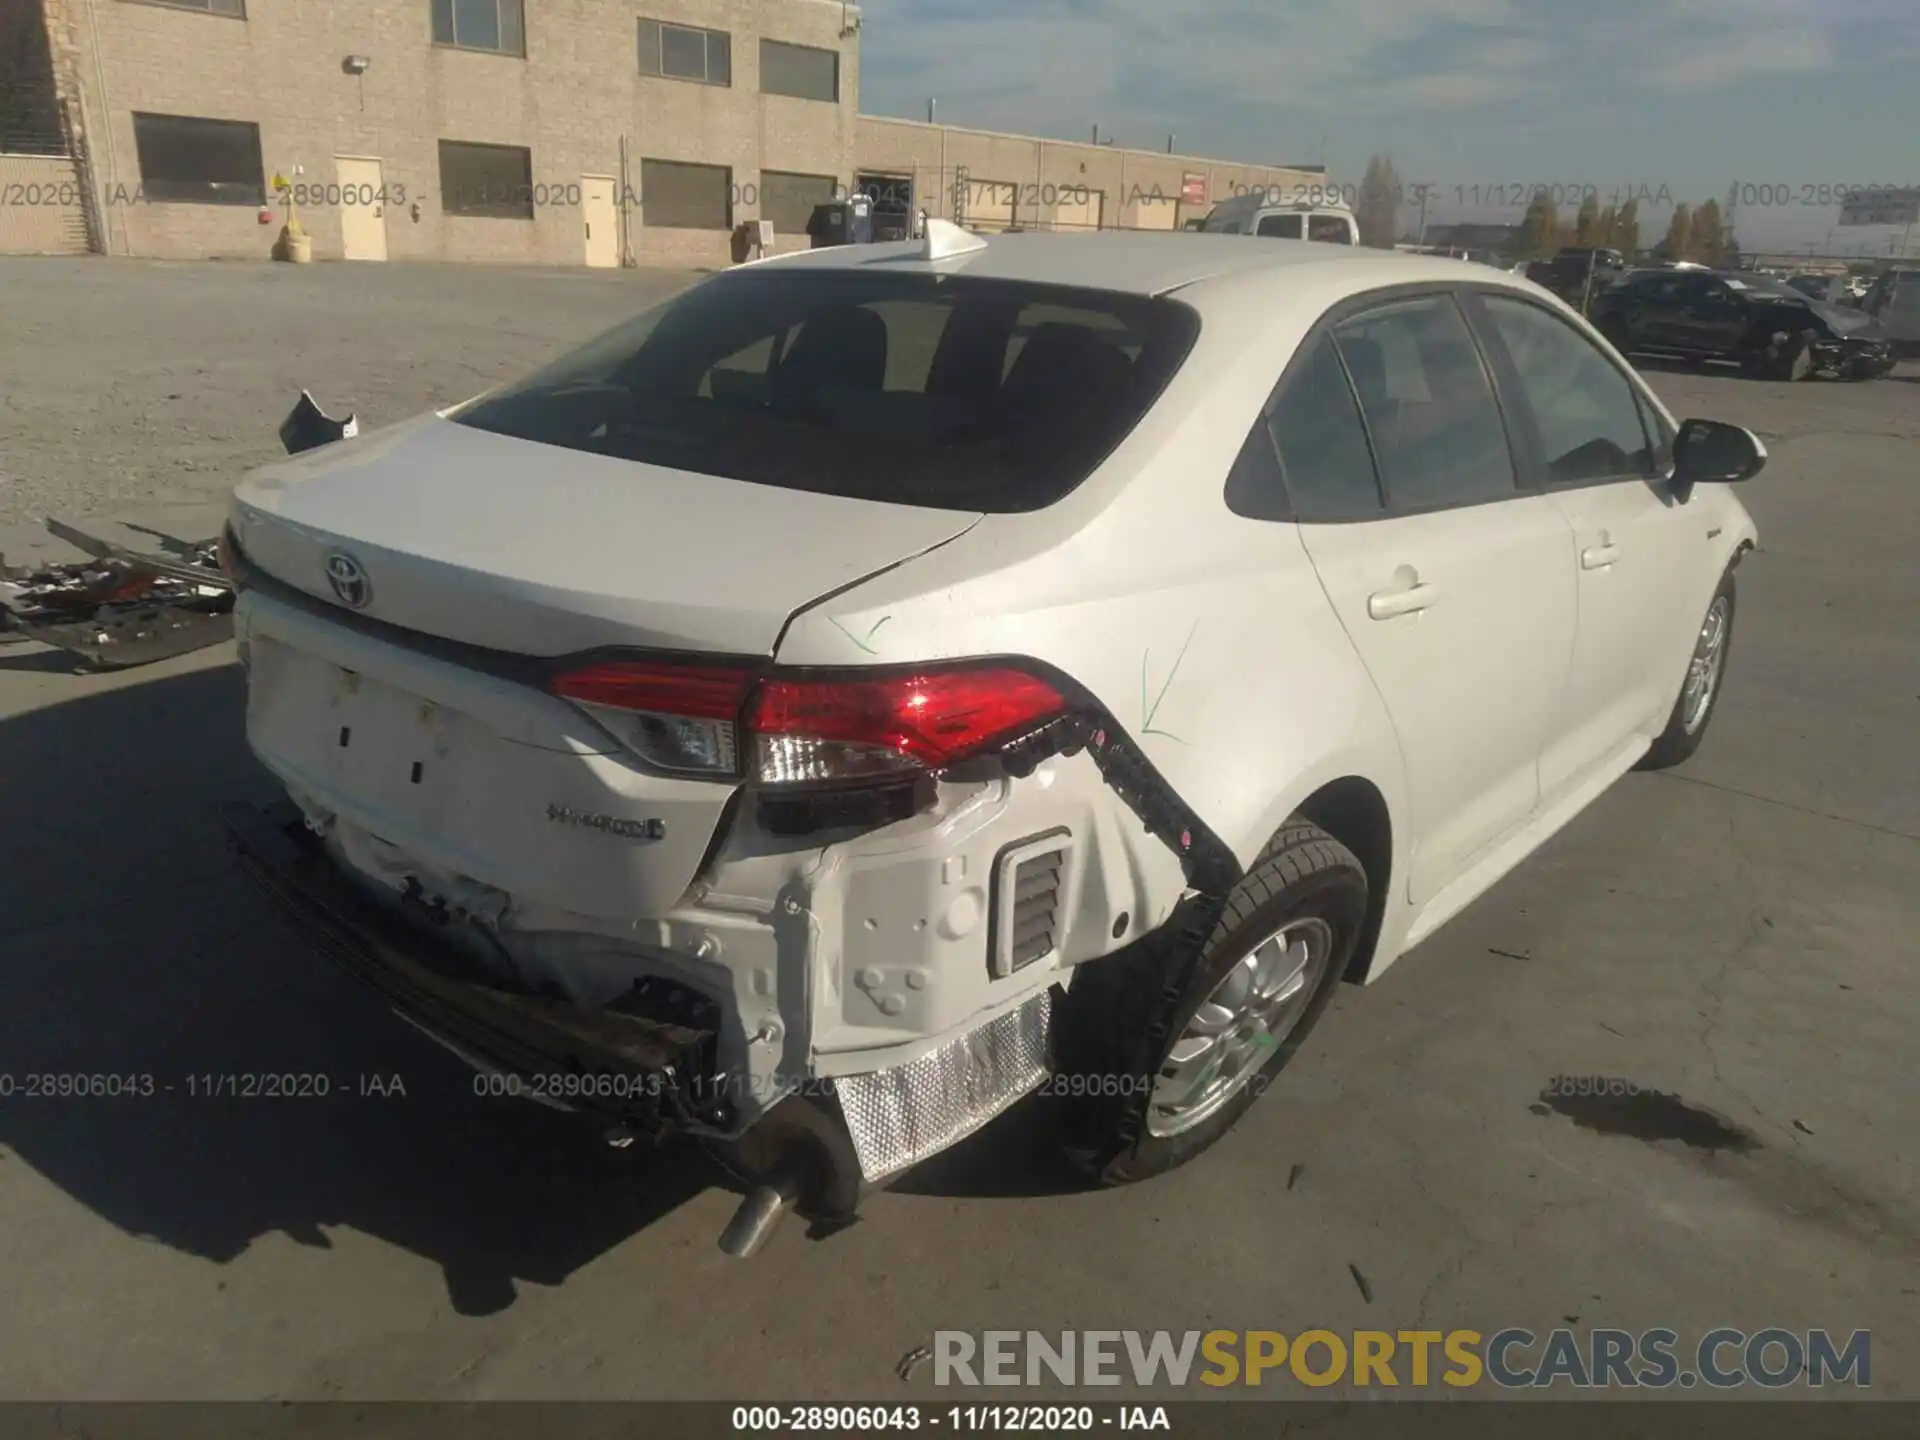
[453,270,1201,512]
[1308,214,1354,244]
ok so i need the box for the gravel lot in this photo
[0,258,697,533]
[0,257,1915,1403]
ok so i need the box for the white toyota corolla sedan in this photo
[221,224,1762,1255]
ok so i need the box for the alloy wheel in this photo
[1145,917,1334,1138]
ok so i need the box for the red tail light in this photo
[749,668,1067,784]
[549,661,754,719]
[547,660,1066,785]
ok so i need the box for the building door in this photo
[334,156,388,261]
[582,176,619,267]
[965,180,1015,232]
[1127,190,1179,230]
[1052,186,1102,231]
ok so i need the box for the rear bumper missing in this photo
[221,798,1056,1230]
[222,799,720,1138]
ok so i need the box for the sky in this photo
[856,0,1920,255]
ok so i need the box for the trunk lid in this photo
[231,416,979,924]
[231,415,982,658]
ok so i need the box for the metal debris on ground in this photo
[1347,1263,1373,1304]
[0,518,234,669]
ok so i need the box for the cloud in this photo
[1640,26,1834,89]
[858,0,1885,133]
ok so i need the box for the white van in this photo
[1199,191,1359,245]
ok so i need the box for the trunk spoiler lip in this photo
[224,524,771,690]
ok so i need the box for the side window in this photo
[1261,333,1383,521]
[1307,213,1352,244]
[1223,416,1289,520]
[1478,296,1655,483]
[1332,297,1516,512]
[1256,213,1302,239]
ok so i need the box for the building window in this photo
[760,39,838,102]
[641,159,731,230]
[439,140,534,219]
[639,19,731,85]
[431,0,525,56]
[119,0,245,15]
[761,171,838,235]
[130,113,263,205]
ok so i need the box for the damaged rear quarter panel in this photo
[772,512,1408,889]
[679,753,1189,1079]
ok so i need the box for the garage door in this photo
[964,179,1015,231]
[1052,187,1103,231]
[1129,192,1178,230]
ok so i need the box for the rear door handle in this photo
[1581,544,1621,570]
[1367,582,1438,620]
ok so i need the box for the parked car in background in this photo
[1785,273,1846,304]
[1525,247,1628,305]
[1591,268,1896,379]
[221,228,1762,1257]
[1200,192,1359,245]
[1860,267,1920,358]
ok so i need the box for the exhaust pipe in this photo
[718,1159,806,1259]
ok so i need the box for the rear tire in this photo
[1051,820,1367,1186]
[1639,571,1737,771]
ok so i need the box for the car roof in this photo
[737,230,1480,298]
[1207,190,1354,215]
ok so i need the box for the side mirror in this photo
[1673,419,1767,485]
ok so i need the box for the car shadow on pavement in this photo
[0,657,715,1316]
[889,1097,1094,1201]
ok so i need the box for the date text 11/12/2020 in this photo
[0,1072,408,1100]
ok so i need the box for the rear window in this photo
[453,271,1200,512]
[1307,214,1353,244]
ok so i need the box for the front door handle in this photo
[1367,582,1438,620]
[1581,543,1621,570]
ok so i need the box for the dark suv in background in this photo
[1525,247,1628,304]
[1590,268,1896,380]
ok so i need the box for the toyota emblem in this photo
[323,551,372,609]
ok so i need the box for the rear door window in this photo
[1259,334,1383,521]
[1332,296,1518,512]
[454,272,1200,513]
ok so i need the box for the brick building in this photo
[9,0,1326,266]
